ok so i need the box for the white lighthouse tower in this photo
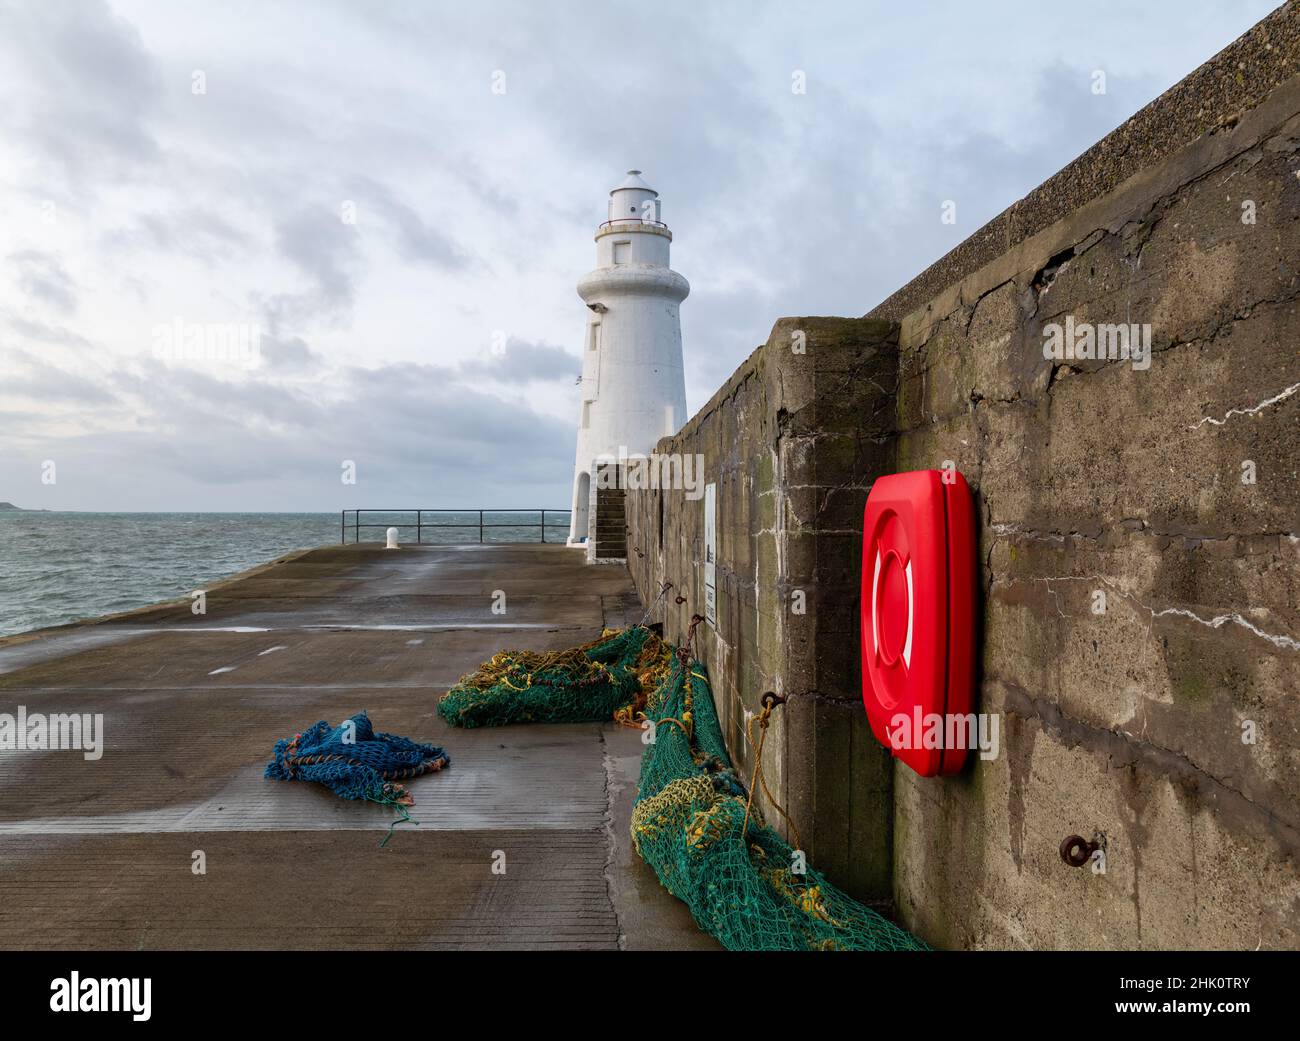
[567,170,689,546]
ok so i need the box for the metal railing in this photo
[341,509,572,545]
[597,218,669,230]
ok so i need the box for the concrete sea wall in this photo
[625,317,901,900]
[625,6,1300,947]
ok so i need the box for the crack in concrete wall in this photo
[1189,380,1300,429]
[1019,572,1300,651]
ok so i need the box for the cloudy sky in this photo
[0,0,1277,512]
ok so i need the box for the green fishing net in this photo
[436,626,667,727]
[439,626,928,952]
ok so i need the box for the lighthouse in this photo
[567,170,690,547]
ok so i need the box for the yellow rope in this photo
[740,700,804,853]
[656,716,692,738]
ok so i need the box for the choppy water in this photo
[0,511,570,638]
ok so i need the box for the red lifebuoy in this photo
[860,469,976,776]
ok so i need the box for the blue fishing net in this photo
[265,712,449,842]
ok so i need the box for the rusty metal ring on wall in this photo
[1059,834,1097,867]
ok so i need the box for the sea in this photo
[0,510,570,638]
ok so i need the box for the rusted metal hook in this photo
[760,691,787,710]
[1059,834,1099,868]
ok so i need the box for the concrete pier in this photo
[0,544,717,950]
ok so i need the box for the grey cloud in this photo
[274,209,358,299]
[264,207,363,326]
[1,350,118,406]
[0,0,162,188]
[103,208,253,261]
[257,333,324,373]
[460,339,580,384]
[452,159,521,221]
[9,251,79,316]
[5,356,576,505]
[349,177,472,270]
[144,367,329,432]
[338,362,574,482]
[2,311,95,351]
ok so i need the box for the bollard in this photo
[385,527,400,550]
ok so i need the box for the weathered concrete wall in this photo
[625,318,900,900]
[885,51,1300,952]
[627,7,1300,947]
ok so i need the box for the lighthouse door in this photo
[571,472,591,543]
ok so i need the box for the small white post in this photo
[385,527,400,549]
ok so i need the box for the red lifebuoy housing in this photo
[860,469,976,776]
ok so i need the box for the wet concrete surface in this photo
[0,543,717,950]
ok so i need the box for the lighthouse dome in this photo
[611,170,656,194]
